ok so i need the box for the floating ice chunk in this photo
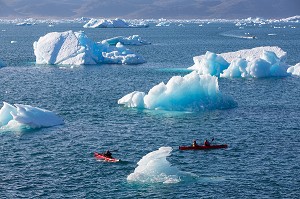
[127,147,181,184]
[16,22,34,26]
[0,102,64,130]
[83,18,148,28]
[118,71,236,111]
[103,35,151,46]
[156,22,171,27]
[190,46,287,70]
[189,47,289,78]
[287,63,300,76]
[190,51,229,76]
[33,31,145,65]
[221,51,289,78]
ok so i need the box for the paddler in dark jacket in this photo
[104,150,112,158]
[192,140,198,147]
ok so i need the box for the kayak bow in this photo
[179,144,228,150]
[94,152,120,162]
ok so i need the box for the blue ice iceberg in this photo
[189,46,289,78]
[103,35,151,46]
[127,147,184,184]
[83,18,148,28]
[0,102,64,130]
[118,71,236,111]
[33,30,145,65]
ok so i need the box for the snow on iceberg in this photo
[127,147,183,184]
[287,63,300,76]
[118,71,236,111]
[189,46,289,78]
[33,30,145,65]
[83,18,148,28]
[0,102,64,130]
[103,35,151,46]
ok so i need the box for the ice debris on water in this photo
[103,35,151,46]
[33,30,145,65]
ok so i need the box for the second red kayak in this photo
[94,152,120,162]
[179,144,228,150]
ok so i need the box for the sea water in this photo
[0,21,300,198]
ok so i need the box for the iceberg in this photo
[221,51,289,78]
[33,30,145,65]
[118,71,236,111]
[189,47,289,78]
[0,102,64,130]
[287,63,300,76]
[103,35,151,46]
[127,147,181,184]
[83,18,148,28]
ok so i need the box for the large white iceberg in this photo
[287,63,300,76]
[189,46,289,78]
[0,102,64,130]
[103,35,151,46]
[127,147,182,184]
[83,18,148,28]
[33,30,145,65]
[118,71,236,111]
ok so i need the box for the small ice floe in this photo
[0,102,64,130]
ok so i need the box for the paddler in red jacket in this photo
[204,139,211,146]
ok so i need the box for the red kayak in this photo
[179,144,228,150]
[94,152,120,162]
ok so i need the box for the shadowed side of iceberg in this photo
[118,71,237,112]
[0,102,64,130]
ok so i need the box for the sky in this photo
[0,0,299,19]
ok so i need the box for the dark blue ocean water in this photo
[0,22,300,198]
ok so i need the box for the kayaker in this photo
[204,139,211,146]
[192,140,198,147]
[104,150,112,158]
